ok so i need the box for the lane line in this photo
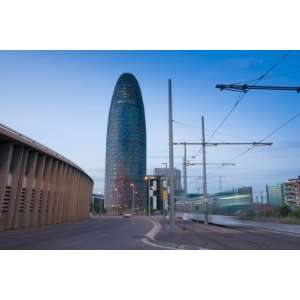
[141,237,177,250]
[142,217,208,250]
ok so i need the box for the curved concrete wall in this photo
[0,123,93,231]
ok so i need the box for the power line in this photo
[258,111,300,143]
[191,51,292,161]
[257,50,293,81]
[207,92,246,141]
[209,110,300,175]
[207,50,293,142]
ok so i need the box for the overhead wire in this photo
[208,110,300,176]
[192,50,293,159]
[207,50,293,142]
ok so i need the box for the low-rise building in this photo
[153,167,183,195]
[284,176,300,209]
[145,175,168,213]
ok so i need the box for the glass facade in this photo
[266,184,284,207]
[105,73,146,210]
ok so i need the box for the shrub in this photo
[245,209,256,218]
[278,204,291,217]
[291,208,300,219]
[264,206,278,217]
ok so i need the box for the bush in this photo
[263,206,278,217]
[291,208,300,219]
[278,204,291,217]
[245,209,256,218]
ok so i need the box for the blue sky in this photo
[0,50,299,194]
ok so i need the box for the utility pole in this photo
[219,176,224,192]
[173,138,272,224]
[202,116,209,225]
[130,183,135,214]
[182,142,188,229]
[144,176,151,216]
[183,143,187,197]
[168,79,176,231]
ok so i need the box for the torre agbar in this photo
[105,73,146,212]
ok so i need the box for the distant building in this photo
[253,191,265,204]
[266,184,284,207]
[91,194,104,214]
[284,176,300,209]
[145,175,168,213]
[154,168,183,194]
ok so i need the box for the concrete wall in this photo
[0,126,93,231]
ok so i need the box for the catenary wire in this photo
[192,50,293,159]
[208,110,300,176]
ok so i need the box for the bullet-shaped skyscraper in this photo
[105,73,146,211]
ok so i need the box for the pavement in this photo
[0,216,165,250]
[155,217,300,250]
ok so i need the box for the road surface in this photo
[157,218,300,249]
[0,216,162,250]
[3,214,300,250]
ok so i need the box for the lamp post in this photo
[135,191,138,214]
[130,183,135,214]
[114,187,118,216]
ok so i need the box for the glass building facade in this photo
[105,73,146,210]
[266,184,284,207]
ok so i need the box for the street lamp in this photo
[114,187,118,216]
[130,183,135,214]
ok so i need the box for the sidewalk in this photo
[153,217,300,250]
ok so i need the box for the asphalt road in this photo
[3,214,300,250]
[0,216,162,250]
[157,219,300,250]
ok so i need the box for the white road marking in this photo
[141,237,177,250]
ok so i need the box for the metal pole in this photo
[117,190,118,216]
[168,79,176,231]
[92,196,95,216]
[219,176,223,192]
[131,183,135,214]
[114,189,117,216]
[202,116,208,225]
[148,178,151,217]
[115,189,117,216]
[183,142,187,224]
[133,184,135,213]
[183,142,187,201]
